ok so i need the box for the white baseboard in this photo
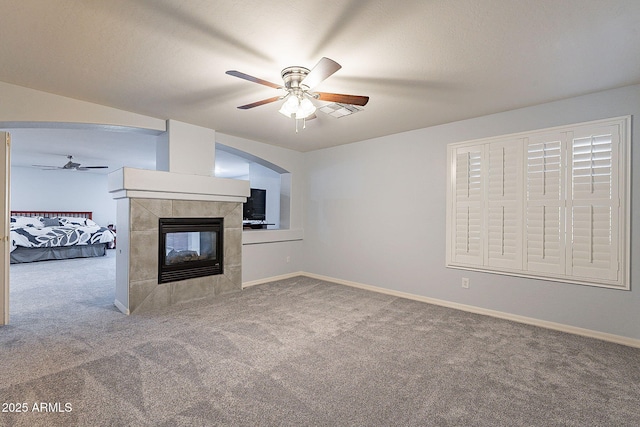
[295,272,640,349]
[114,299,130,315]
[242,271,305,288]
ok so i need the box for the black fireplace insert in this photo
[158,217,223,283]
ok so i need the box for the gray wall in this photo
[303,84,640,340]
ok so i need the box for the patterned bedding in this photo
[10,216,115,253]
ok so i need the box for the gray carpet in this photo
[2,252,640,426]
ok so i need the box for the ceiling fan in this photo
[33,155,108,171]
[226,57,369,130]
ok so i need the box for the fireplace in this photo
[158,217,223,284]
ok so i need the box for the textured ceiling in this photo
[1,0,640,158]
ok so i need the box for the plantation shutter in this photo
[486,140,523,269]
[525,133,565,274]
[452,147,484,265]
[446,116,628,289]
[567,124,620,281]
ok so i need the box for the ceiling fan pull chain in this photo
[295,118,299,133]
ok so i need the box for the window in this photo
[446,117,630,289]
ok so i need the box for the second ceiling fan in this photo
[226,57,369,126]
[33,155,108,171]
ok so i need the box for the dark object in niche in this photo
[243,188,266,220]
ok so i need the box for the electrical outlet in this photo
[461,278,470,289]
[286,256,290,263]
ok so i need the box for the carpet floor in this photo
[2,253,640,426]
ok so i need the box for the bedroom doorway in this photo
[1,131,10,325]
[4,123,159,322]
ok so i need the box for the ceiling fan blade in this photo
[315,92,370,106]
[237,96,282,110]
[301,57,342,90]
[81,166,109,169]
[226,70,282,89]
[32,164,60,169]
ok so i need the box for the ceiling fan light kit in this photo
[226,57,369,132]
[278,95,316,120]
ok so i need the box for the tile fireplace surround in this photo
[128,198,242,313]
[109,167,249,314]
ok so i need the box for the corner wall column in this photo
[156,120,216,176]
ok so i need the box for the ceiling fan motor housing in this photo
[64,160,82,169]
[281,66,310,91]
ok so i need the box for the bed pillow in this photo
[40,217,61,227]
[11,216,44,228]
[59,216,95,226]
[59,217,84,226]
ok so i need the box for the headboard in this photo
[10,211,93,220]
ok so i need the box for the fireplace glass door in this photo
[158,218,223,283]
[165,231,216,265]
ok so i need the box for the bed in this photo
[9,211,116,264]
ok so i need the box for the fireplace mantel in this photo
[108,167,250,202]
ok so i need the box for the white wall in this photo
[0,81,163,227]
[0,82,164,131]
[157,120,216,176]
[216,133,305,283]
[242,239,304,285]
[10,166,117,226]
[303,84,640,341]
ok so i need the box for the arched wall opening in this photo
[215,143,291,230]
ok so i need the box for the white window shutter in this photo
[446,116,628,289]
[567,125,620,281]
[525,133,566,274]
[486,140,523,269]
[452,147,484,265]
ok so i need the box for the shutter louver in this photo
[452,148,484,265]
[525,134,565,274]
[487,140,523,269]
[568,127,619,281]
[525,205,564,274]
[572,135,613,200]
[526,136,562,201]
